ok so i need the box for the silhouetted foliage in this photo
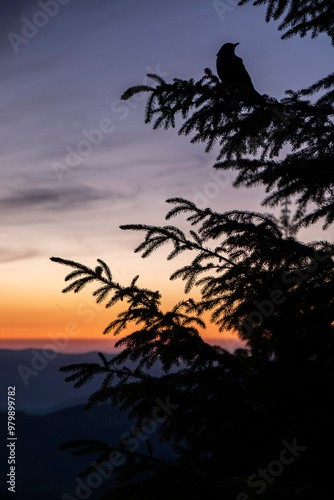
[239,0,334,46]
[52,2,334,499]
[123,68,334,229]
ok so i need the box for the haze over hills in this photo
[0,345,238,498]
[0,404,174,500]
[0,349,165,414]
[0,349,174,499]
[0,342,241,414]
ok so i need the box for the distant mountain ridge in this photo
[0,349,164,414]
[0,350,174,499]
[0,404,173,500]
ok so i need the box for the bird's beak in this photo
[234,43,239,47]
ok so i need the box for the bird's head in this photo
[217,42,239,57]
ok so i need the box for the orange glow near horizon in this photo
[1,256,243,353]
[1,293,243,353]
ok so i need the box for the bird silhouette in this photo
[216,42,263,102]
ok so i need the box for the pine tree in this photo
[52,2,334,499]
[239,0,334,46]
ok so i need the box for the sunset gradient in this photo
[1,0,332,353]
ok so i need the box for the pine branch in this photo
[120,221,248,275]
[120,69,334,228]
[238,0,334,45]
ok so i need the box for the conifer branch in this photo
[239,0,334,45]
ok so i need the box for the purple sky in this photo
[0,0,333,342]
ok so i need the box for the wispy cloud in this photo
[0,248,39,263]
[0,185,114,212]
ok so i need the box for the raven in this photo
[216,42,263,101]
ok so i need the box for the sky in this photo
[0,0,333,353]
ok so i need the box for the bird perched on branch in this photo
[216,42,263,102]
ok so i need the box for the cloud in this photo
[0,184,117,213]
[0,248,39,263]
